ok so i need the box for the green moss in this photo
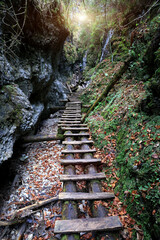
[2,85,24,125]
[61,235,80,240]
[56,133,64,140]
[64,42,78,64]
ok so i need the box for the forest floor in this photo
[0,112,64,239]
[81,58,160,240]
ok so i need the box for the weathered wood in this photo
[60,172,106,181]
[66,108,81,110]
[22,134,63,143]
[61,127,89,131]
[62,114,82,117]
[59,124,87,127]
[62,146,80,240]
[59,121,81,124]
[16,222,26,240]
[66,83,72,94]
[62,115,81,117]
[83,105,91,108]
[59,99,68,102]
[59,192,115,200]
[64,133,89,137]
[67,101,81,104]
[64,109,81,111]
[0,196,58,226]
[60,158,101,165]
[54,216,122,233]
[62,140,93,145]
[63,111,81,113]
[82,56,132,122]
[60,118,82,121]
[62,149,96,154]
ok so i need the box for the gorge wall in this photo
[0,0,69,164]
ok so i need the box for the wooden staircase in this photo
[54,94,122,239]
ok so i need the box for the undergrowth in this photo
[81,15,160,239]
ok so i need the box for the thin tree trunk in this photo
[82,57,132,122]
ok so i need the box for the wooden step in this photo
[59,99,68,102]
[59,121,81,124]
[83,105,91,108]
[59,192,115,200]
[64,133,89,137]
[62,115,81,118]
[66,104,81,107]
[61,127,89,131]
[60,158,101,165]
[60,118,82,120]
[66,106,81,108]
[67,102,81,104]
[64,109,81,111]
[66,108,81,110]
[62,149,96,154]
[62,114,81,117]
[63,111,81,113]
[54,216,122,234]
[62,140,93,145]
[60,172,106,181]
[59,124,87,127]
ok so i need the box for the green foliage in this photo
[64,41,78,64]
[116,114,160,239]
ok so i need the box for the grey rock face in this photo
[0,0,69,164]
[0,85,35,163]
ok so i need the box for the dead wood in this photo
[0,196,58,226]
[22,134,63,143]
[82,56,132,122]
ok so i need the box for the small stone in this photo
[26,234,33,240]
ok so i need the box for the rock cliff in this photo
[0,0,69,163]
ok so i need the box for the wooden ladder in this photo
[55,94,122,239]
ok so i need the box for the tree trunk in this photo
[82,57,132,122]
[22,134,63,143]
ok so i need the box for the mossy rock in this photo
[64,42,78,64]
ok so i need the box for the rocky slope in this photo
[0,0,69,164]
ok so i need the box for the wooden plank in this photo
[62,114,82,117]
[59,121,81,124]
[62,149,96,154]
[59,192,115,200]
[61,128,89,131]
[66,106,81,108]
[67,102,81,104]
[83,105,91,108]
[59,124,87,127]
[61,115,81,117]
[22,134,63,143]
[63,111,81,113]
[66,108,81,110]
[60,158,101,165]
[62,140,93,145]
[64,133,89,136]
[60,172,106,181]
[64,109,81,111]
[54,216,122,233]
[59,99,68,102]
[60,118,82,120]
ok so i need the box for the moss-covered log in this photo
[82,57,132,122]
[22,134,63,143]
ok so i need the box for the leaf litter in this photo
[0,112,64,239]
